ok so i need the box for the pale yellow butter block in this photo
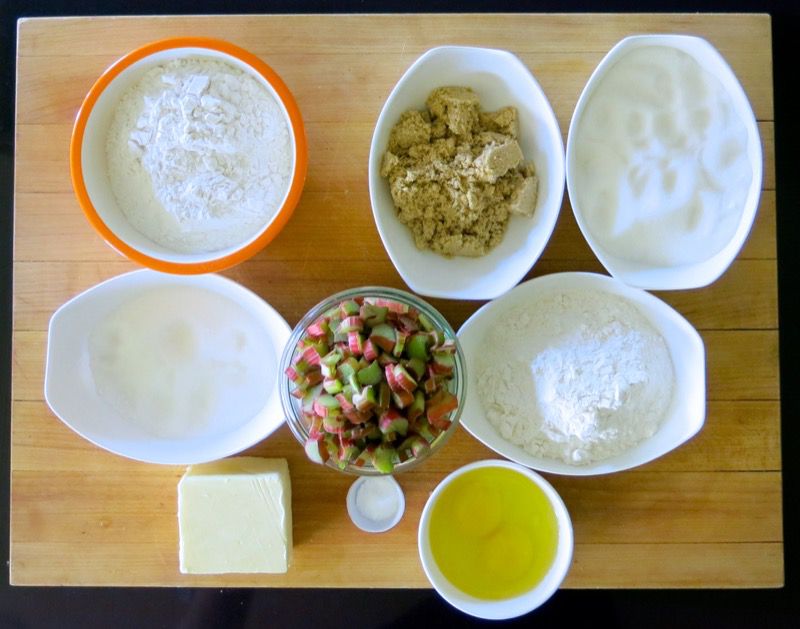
[178,457,292,574]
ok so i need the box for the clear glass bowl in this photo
[280,286,466,476]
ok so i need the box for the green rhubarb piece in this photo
[322,413,347,434]
[408,390,425,421]
[392,364,417,392]
[370,443,397,473]
[418,312,435,332]
[360,303,388,327]
[379,411,408,437]
[393,330,408,357]
[339,299,361,317]
[356,360,383,386]
[378,382,391,411]
[369,323,396,352]
[404,357,426,380]
[337,357,359,380]
[431,351,455,374]
[321,349,343,367]
[353,385,377,412]
[337,439,361,469]
[304,435,329,464]
[398,435,430,461]
[322,377,343,395]
[406,333,431,361]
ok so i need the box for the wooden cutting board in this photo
[11,13,782,588]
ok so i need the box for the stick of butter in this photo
[178,457,292,574]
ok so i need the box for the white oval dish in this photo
[457,272,706,476]
[566,34,762,290]
[44,270,291,465]
[418,459,573,619]
[368,46,565,300]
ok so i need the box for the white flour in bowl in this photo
[106,57,292,253]
[477,288,674,465]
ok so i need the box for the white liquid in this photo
[572,45,753,266]
[88,286,274,439]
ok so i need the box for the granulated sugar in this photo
[477,288,674,465]
[106,57,292,253]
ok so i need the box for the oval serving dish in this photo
[45,270,291,465]
[566,35,762,290]
[368,45,565,300]
[457,272,706,476]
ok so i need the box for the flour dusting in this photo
[477,288,674,465]
[106,57,292,253]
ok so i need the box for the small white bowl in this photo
[368,46,565,300]
[566,35,762,290]
[346,476,406,533]
[44,270,291,465]
[457,272,706,476]
[418,460,573,619]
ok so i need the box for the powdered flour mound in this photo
[477,288,674,465]
[106,57,292,253]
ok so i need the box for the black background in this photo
[1,1,798,627]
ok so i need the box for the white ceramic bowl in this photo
[71,37,307,275]
[566,35,762,290]
[457,272,706,476]
[44,270,291,465]
[418,459,573,619]
[368,46,565,300]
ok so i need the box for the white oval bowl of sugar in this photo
[566,35,762,290]
[368,46,565,300]
[44,270,291,465]
[457,272,705,476]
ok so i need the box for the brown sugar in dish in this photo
[380,86,539,257]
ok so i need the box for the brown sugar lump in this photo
[380,86,539,257]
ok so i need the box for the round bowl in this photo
[44,270,292,465]
[70,37,308,274]
[368,46,565,300]
[457,272,706,476]
[280,286,466,476]
[566,35,762,290]
[418,459,573,619]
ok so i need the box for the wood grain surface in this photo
[10,14,782,588]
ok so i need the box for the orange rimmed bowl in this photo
[70,37,307,274]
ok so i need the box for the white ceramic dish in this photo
[368,46,565,300]
[346,476,406,533]
[566,34,762,290]
[418,459,573,619]
[71,37,307,275]
[457,272,706,476]
[44,270,291,465]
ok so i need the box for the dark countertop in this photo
[2,1,798,627]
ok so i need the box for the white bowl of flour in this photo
[458,272,706,475]
[71,37,307,274]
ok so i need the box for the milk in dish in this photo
[88,285,273,438]
[571,45,753,266]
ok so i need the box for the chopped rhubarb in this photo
[392,364,417,392]
[369,322,396,352]
[393,330,408,357]
[322,413,348,434]
[357,360,383,386]
[289,294,459,472]
[337,316,364,334]
[406,333,431,361]
[363,338,379,362]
